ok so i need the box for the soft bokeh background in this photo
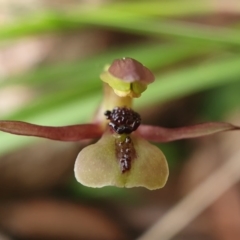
[1,1,240,239]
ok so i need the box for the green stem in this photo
[94,83,132,126]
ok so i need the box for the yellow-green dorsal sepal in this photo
[100,58,155,98]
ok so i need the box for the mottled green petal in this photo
[132,82,147,96]
[74,132,169,190]
[100,69,130,92]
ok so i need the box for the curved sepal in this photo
[137,122,240,143]
[0,121,103,141]
[74,131,169,190]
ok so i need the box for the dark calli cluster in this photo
[104,107,141,134]
[104,107,141,173]
[116,136,135,173]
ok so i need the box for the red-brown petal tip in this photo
[108,57,155,83]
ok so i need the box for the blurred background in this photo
[1,0,240,239]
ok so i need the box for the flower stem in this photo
[94,83,133,125]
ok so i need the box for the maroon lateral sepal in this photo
[0,121,103,141]
[137,122,240,143]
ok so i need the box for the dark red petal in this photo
[0,121,103,141]
[137,122,240,143]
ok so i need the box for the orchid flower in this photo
[0,58,239,190]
